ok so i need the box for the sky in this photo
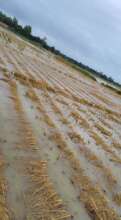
[0,0,121,83]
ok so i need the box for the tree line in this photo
[0,11,120,87]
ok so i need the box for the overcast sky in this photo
[1,0,121,82]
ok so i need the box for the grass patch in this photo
[56,56,96,81]
[102,83,121,95]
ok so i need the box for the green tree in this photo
[12,17,18,28]
[23,25,32,36]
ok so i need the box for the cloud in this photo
[1,0,121,82]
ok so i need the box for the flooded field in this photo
[0,26,121,220]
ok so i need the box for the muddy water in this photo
[18,83,91,220]
[0,80,40,219]
[0,81,26,219]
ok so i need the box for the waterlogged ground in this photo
[0,26,121,220]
